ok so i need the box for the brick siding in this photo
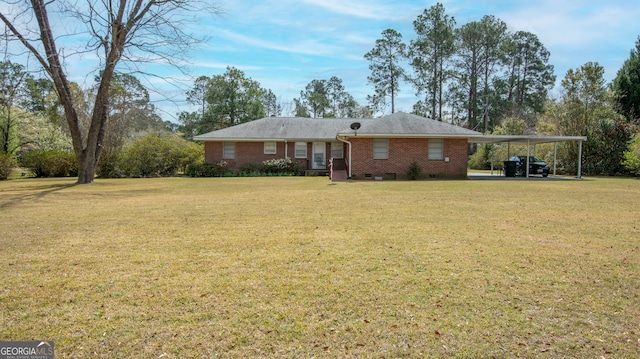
[349,138,468,179]
[204,141,338,171]
[204,138,467,178]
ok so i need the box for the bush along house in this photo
[193,112,484,180]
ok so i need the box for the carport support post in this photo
[526,140,530,178]
[577,140,583,179]
[553,142,557,176]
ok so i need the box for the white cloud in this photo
[491,0,640,84]
[300,0,397,20]
[497,1,639,48]
[190,61,265,72]
[211,27,340,57]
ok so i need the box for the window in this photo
[428,138,444,160]
[264,141,277,154]
[331,142,343,159]
[373,138,388,159]
[295,142,307,158]
[223,142,235,159]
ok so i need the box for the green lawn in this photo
[1,176,639,358]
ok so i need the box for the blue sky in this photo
[147,0,639,121]
[5,1,640,121]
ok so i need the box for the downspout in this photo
[336,135,352,179]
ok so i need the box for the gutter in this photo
[336,133,484,139]
[336,135,352,179]
[193,137,338,142]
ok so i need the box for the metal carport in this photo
[469,135,588,178]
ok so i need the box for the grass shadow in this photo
[0,181,77,210]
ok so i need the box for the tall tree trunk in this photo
[30,0,92,183]
[30,0,122,183]
[431,53,438,120]
[437,60,442,121]
[1,105,10,154]
[3,0,213,183]
[390,57,396,114]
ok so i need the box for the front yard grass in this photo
[1,176,639,358]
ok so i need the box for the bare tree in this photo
[1,0,219,183]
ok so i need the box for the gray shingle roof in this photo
[193,112,482,141]
[193,117,368,141]
[337,112,483,137]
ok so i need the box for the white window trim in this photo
[223,142,235,159]
[428,138,444,160]
[373,138,389,159]
[295,142,307,158]
[264,141,277,155]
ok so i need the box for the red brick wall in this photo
[204,141,332,171]
[204,139,466,178]
[349,138,468,179]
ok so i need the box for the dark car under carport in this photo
[509,156,550,177]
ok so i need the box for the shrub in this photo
[173,139,204,173]
[119,135,176,177]
[187,158,301,178]
[21,150,77,177]
[185,160,228,177]
[0,153,17,180]
[185,162,202,177]
[239,162,262,176]
[468,144,506,170]
[406,161,422,180]
[117,134,204,177]
[583,118,636,176]
[468,145,490,170]
[261,157,300,175]
[622,134,640,176]
[96,151,126,178]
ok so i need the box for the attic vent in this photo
[350,122,361,130]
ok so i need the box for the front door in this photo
[312,142,326,169]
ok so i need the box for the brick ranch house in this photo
[194,112,485,180]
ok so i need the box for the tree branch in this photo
[0,12,51,74]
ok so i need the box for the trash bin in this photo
[503,161,517,177]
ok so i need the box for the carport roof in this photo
[469,134,587,145]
